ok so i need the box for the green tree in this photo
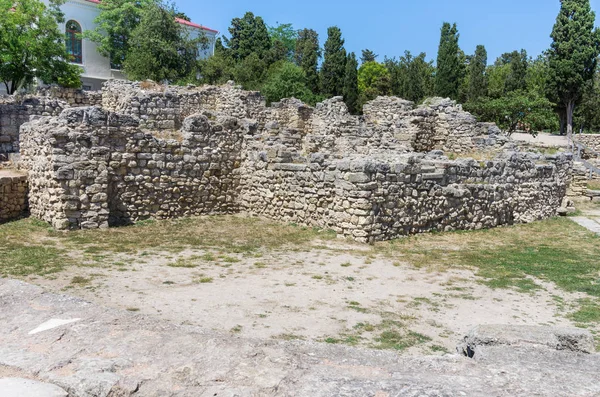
[547,0,600,143]
[295,29,320,93]
[84,0,157,70]
[0,0,81,93]
[435,22,463,99]
[468,45,488,101]
[268,23,297,60]
[261,61,313,104]
[123,2,206,82]
[361,49,378,63]
[232,53,268,90]
[224,12,271,61]
[358,61,391,107]
[526,54,551,98]
[486,63,511,98]
[465,91,557,135]
[320,26,347,97]
[500,50,529,92]
[343,52,359,114]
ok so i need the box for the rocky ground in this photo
[1,279,599,397]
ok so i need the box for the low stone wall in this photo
[576,134,600,155]
[239,124,571,241]
[20,102,572,241]
[36,86,103,107]
[0,96,67,154]
[20,107,245,230]
[0,171,28,223]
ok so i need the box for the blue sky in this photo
[178,0,600,63]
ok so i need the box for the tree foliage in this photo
[435,22,463,99]
[224,12,271,61]
[358,61,391,107]
[384,52,434,103]
[123,2,206,82]
[465,91,557,134]
[320,26,347,97]
[360,49,378,63]
[261,61,313,104]
[468,45,488,101]
[295,29,320,93]
[0,0,82,93]
[268,23,297,60]
[84,0,157,70]
[343,52,359,114]
[547,0,600,141]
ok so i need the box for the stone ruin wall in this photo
[576,134,600,154]
[0,87,102,155]
[0,171,28,223]
[16,81,573,242]
[20,107,244,230]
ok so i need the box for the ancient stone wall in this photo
[21,107,246,230]
[35,86,103,107]
[0,171,28,223]
[17,83,573,241]
[0,96,67,154]
[576,134,600,155]
[238,124,571,241]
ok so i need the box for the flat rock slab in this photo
[0,378,68,397]
[457,324,595,359]
[1,279,600,397]
[571,216,600,234]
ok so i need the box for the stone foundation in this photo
[0,171,28,223]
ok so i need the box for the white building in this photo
[41,0,218,91]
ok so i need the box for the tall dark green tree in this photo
[547,0,600,142]
[320,26,347,97]
[224,12,272,61]
[343,52,359,114]
[468,45,488,101]
[501,49,529,92]
[406,52,435,103]
[295,29,320,93]
[361,49,378,63]
[435,22,463,99]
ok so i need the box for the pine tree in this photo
[343,52,359,114]
[468,45,488,101]
[547,0,600,143]
[320,26,347,97]
[295,29,320,94]
[501,49,528,93]
[360,49,378,63]
[435,22,463,99]
[224,12,272,61]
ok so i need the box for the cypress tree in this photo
[343,52,359,114]
[435,22,462,99]
[468,45,488,101]
[295,29,321,94]
[502,49,528,93]
[321,26,347,97]
[360,49,378,63]
[224,12,271,61]
[547,0,600,143]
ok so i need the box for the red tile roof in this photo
[83,0,218,33]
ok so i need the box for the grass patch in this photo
[167,259,198,268]
[70,276,91,286]
[570,299,600,324]
[373,330,432,351]
[198,277,214,284]
[372,218,600,296]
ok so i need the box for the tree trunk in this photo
[566,101,575,151]
[558,108,567,136]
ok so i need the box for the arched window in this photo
[66,20,82,64]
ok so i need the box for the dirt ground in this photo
[28,239,582,355]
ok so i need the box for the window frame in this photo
[66,20,83,65]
